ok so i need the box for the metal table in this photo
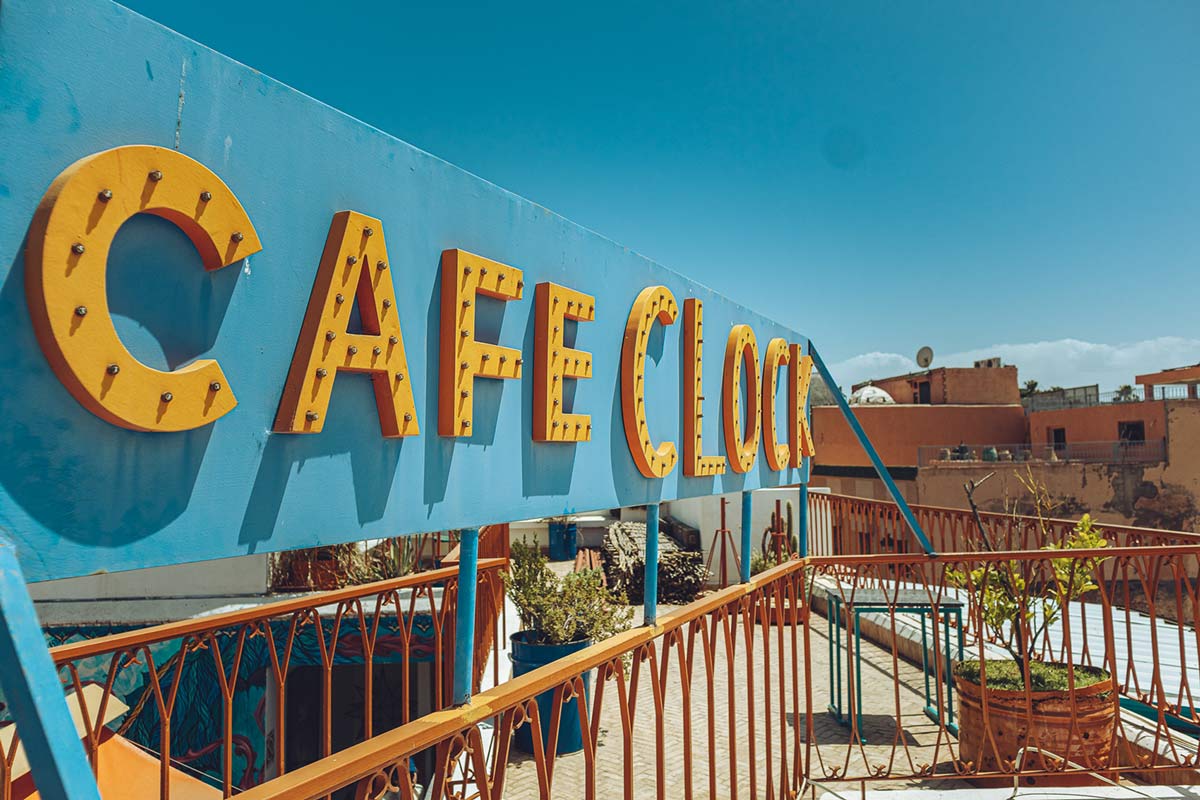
[821,586,964,742]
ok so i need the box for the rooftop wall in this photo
[943,366,1020,404]
[863,366,1019,405]
[812,404,1028,468]
[1029,400,1167,444]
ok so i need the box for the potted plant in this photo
[502,541,632,755]
[950,471,1114,782]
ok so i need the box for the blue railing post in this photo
[809,344,937,555]
[740,490,753,582]
[798,483,809,558]
[644,504,660,625]
[0,538,102,800]
[452,527,479,706]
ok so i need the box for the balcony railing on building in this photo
[917,438,1166,468]
[1024,384,1192,412]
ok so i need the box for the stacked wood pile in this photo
[661,515,701,551]
[601,520,708,604]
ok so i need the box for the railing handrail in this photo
[1024,385,1191,410]
[814,491,1200,541]
[48,558,508,663]
[231,557,809,800]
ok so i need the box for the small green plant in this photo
[954,659,1109,692]
[503,541,633,645]
[950,469,1110,690]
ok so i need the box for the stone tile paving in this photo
[498,601,970,799]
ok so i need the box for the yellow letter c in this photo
[25,145,262,432]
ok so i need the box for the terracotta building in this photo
[815,362,1025,501]
[814,360,1200,532]
[852,364,1021,406]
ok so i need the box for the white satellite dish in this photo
[916,346,934,368]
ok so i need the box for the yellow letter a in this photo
[274,211,418,437]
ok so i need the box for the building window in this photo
[1050,427,1067,452]
[1118,420,1146,443]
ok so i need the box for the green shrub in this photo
[503,542,633,645]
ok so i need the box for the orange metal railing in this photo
[805,545,1200,787]
[809,491,1200,557]
[230,544,1200,798]
[1,560,506,799]
[12,507,1200,798]
[234,558,813,800]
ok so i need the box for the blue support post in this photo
[644,504,660,625]
[798,340,813,558]
[798,483,809,557]
[740,490,753,582]
[0,539,102,800]
[452,527,479,706]
[809,345,937,555]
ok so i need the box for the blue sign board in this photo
[0,0,811,583]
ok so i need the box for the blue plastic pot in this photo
[548,521,578,562]
[510,630,592,754]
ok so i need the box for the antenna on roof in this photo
[916,346,934,369]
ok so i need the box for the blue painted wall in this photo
[0,0,809,582]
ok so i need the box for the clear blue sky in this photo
[122,0,1200,389]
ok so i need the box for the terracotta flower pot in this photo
[955,666,1116,785]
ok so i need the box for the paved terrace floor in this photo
[495,594,971,799]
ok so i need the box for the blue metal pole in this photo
[798,340,813,558]
[0,539,102,800]
[452,527,479,706]
[809,344,937,555]
[644,504,660,625]
[740,490,753,582]
[798,483,809,558]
